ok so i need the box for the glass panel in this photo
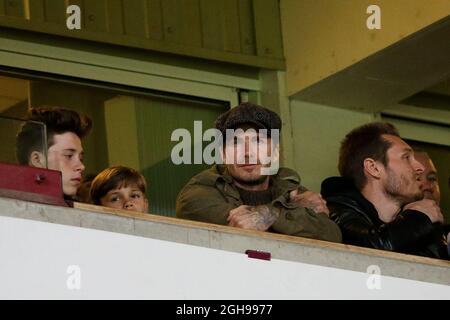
[0,116,47,167]
[135,96,228,216]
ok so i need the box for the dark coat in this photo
[176,165,342,242]
[321,176,449,260]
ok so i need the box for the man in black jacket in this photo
[321,122,449,260]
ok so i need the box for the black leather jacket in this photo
[321,177,449,260]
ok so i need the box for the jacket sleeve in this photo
[176,183,235,225]
[177,179,342,243]
[330,205,435,252]
[270,200,342,243]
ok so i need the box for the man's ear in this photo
[29,151,46,168]
[363,158,383,179]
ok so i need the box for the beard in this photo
[227,164,269,187]
[232,173,268,186]
[384,168,423,206]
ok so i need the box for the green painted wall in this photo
[289,99,376,192]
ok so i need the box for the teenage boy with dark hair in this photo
[16,107,92,198]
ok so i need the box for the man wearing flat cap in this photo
[176,102,342,242]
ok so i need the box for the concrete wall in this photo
[0,196,448,294]
[3,212,450,299]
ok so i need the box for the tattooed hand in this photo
[227,205,280,231]
[289,189,329,215]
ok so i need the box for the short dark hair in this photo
[90,166,147,205]
[16,107,92,165]
[339,122,400,190]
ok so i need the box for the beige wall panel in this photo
[253,0,284,58]
[85,0,107,32]
[27,0,45,22]
[199,0,223,51]
[161,0,181,44]
[161,0,203,46]
[146,0,163,40]
[180,0,202,46]
[5,0,24,18]
[281,0,450,96]
[238,0,256,55]
[221,0,241,53]
[0,0,285,69]
[106,0,124,34]
[122,0,147,37]
[44,0,65,24]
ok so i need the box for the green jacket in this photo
[176,165,342,243]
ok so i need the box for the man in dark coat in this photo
[177,102,341,242]
[321,122,448,259]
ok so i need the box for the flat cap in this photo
[214,102,282,135]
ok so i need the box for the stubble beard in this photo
[384,168,423,206]
[228,165,268,187]
[233,173,268,186]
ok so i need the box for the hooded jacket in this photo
[321,176,449,260]
[176,165,342,242]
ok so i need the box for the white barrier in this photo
[0,215,448,299]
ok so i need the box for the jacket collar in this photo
[322,176,384,226]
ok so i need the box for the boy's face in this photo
[100,184,148,213]
[46,132,85,196]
